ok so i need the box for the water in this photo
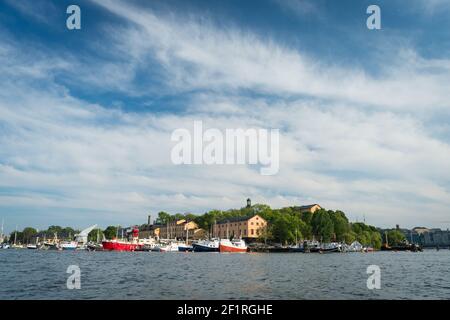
[0,249,449,299]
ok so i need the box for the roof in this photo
[295,204,321,210]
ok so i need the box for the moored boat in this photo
[178,244,193,252]
[319,242,342,253]
[219,239,247,253]
[60,241,78,250]
[192,239,220,252]
[158,242,180,252]
[102,227,142,252]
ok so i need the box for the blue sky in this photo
[1,0,450,233]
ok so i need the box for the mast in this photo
[1,218,3,240]
[167,221,169,240]
[14,225,17,245]
[226,223,229,240]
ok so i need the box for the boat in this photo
[178,244,193,252]
[27,244,38,249]
[87,242,103,251]
[102,227,142,251]
[1,243,10,249]
[319,242,342,253]
[381,243,422,252]
[288,244,304,253]
[192,239,220,252]
[158,242,180,252]
[60,241,78,250]
[219,239,247,253]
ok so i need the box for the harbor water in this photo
[0,249,449,299]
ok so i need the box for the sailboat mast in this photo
[226,224,229,239]
[14,225,17,245]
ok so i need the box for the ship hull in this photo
[192,243,219,252]
[219,243,247,253]
[102,241,141,251]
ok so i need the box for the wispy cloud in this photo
[0,0,449,230]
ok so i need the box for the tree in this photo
[103,226,119,240]
[156,211,172,225]
[311,210,334,242]
[22,227,37,244]
[384,230,406,246]
[332,211,350,241]
[88,229,104,242]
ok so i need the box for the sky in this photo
[0,0,450,233]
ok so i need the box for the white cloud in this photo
[0,1,450,230]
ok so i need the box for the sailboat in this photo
[27,237,39,249]
[178,228,193,252]
[11,227,23,249]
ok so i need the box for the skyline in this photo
[1,0,450,233]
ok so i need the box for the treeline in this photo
[6,225,80,244]
[153,204,386,249]
[5,225,112,244]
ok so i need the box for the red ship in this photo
[102,227,142,251]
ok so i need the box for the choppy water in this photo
[0,249,449,299]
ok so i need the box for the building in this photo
[294,204,322,214]
[213,214,267,240]
[158,219,205,240]
[422,229,450,247]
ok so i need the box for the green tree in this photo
[156,211,172,225]
[311,210,334,242]
[88,229,105,242]
[22,227,37,244]
[103,226,119,240]
[332,211,350,241]
[384,230,406,246]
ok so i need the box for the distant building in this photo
[294,204,322,214]
[422,229,450,247]
[158,219,205,240]
[214,214,267,240]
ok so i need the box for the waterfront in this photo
[0,250,449,299]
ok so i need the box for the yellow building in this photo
[213,214,267,240]
[296,204,322,214]
[158,219,205,240]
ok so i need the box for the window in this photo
[251,222,254,225]
[251,229,254,235]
